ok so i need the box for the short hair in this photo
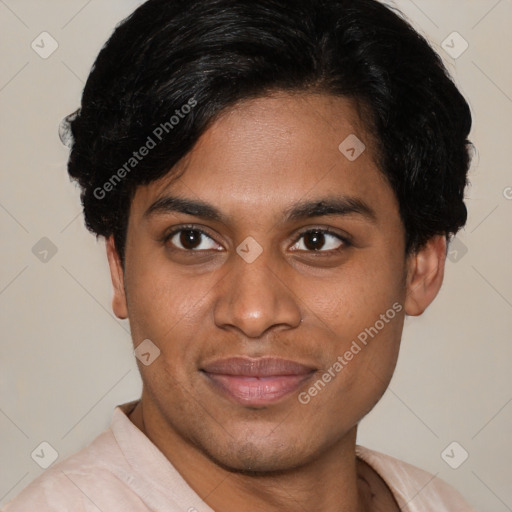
[66,0,473,265]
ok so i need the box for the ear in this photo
[404,235,447,316]
[106,236,128,320]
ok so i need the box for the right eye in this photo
[165,227,223,252]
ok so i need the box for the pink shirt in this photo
[2,401,477,512]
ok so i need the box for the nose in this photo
[213,250,302,338]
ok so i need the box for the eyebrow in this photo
[283,197,376,223]
[143,195,377,224]
[144,196,227,223]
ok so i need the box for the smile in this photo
[200,357,316,406]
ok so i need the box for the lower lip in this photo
[203,372,314,406]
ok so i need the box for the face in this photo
[107,92,445,473]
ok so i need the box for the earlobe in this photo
[404,235,447,316]
[106,236,129,320]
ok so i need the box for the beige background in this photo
[1,0,511,510]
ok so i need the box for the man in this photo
[3,0,476,510]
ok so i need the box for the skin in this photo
[106,92,446,512]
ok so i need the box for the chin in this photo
[196,434,317,475]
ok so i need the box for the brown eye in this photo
[303,231,326,251]
[167,228,221,252]
[290,229,346,252]
[179,229,202,249]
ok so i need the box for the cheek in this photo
[301,247,406,396]
[304,308,403,424]
[304,249,405,330]
[124,253,218,350]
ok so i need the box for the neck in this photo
[129,399,374,512]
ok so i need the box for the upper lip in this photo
[201,357,316,377]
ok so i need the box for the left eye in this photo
[290,230,345,252]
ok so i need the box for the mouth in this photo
[200,356,316,406]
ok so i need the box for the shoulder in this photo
[356,445,477,512]
[2,428,145,512]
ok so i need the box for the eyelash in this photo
[162,224,352,254]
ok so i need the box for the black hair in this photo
[66,0,473,265]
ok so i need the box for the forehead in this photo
[131,92,395,223]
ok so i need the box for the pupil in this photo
[180,230,201,249]
[304,231,325,251]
